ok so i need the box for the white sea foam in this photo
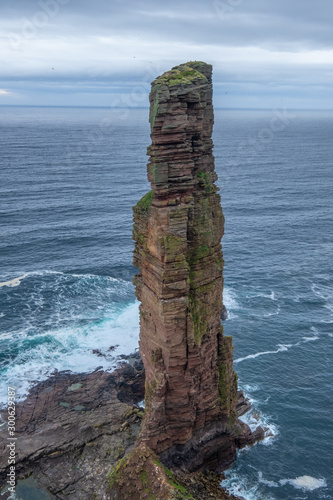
[235,327,326,364]
[258,471,279,488]
[246,290,277,301]
[0,301,140,405]
[223,470,326,499]
[222,469,276,500]
[280,475,327,491]
[71,273,119,282]
[300,326,320,343]
[255,472,327,494]
[223,287,239,310]
[235,344,292,364]
[235,381,278,450]
[241,383,260,393]
[239,405,279,446]
[0,274,29,288]
[0,270,125,288]
[302,336,319,342]
[0,270,65,288]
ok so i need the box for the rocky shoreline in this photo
[0,353,264,499]
[0,353,144,499]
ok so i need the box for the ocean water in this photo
[0,106,332,499]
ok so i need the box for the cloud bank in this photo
[1,0,332,108]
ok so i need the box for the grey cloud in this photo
[1,0,333,108]
[4,0,333,49]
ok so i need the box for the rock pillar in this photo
[133,62,238,471]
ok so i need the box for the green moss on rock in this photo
[218,336,238,413]
[162,234,184,259]
[154,65,207,88]
[196,171,215,194]
[144,379,157,412]
[108,445,195,499]
[134,190,154,215]
[67,383,83,392]
[108,455,128,488]
[149,95,160,128]
[188,293,207,345]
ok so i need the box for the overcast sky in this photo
[1,0,332,108]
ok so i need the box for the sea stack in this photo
[133,61,239,471]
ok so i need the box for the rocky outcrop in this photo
[0,357,145,499]
[108,443,242,500]
[133,61,241,472]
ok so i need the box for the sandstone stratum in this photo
[133,61,239,467]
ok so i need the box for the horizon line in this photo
[1,105,332,112]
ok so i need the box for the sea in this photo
[0,106,332,500]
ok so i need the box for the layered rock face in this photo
[133,62,238,471]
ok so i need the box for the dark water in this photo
[0,106,332,499]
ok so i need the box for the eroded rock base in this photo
[0,356,262,499]
[108,443,242,500]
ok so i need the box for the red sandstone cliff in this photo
[133,61,239,471]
